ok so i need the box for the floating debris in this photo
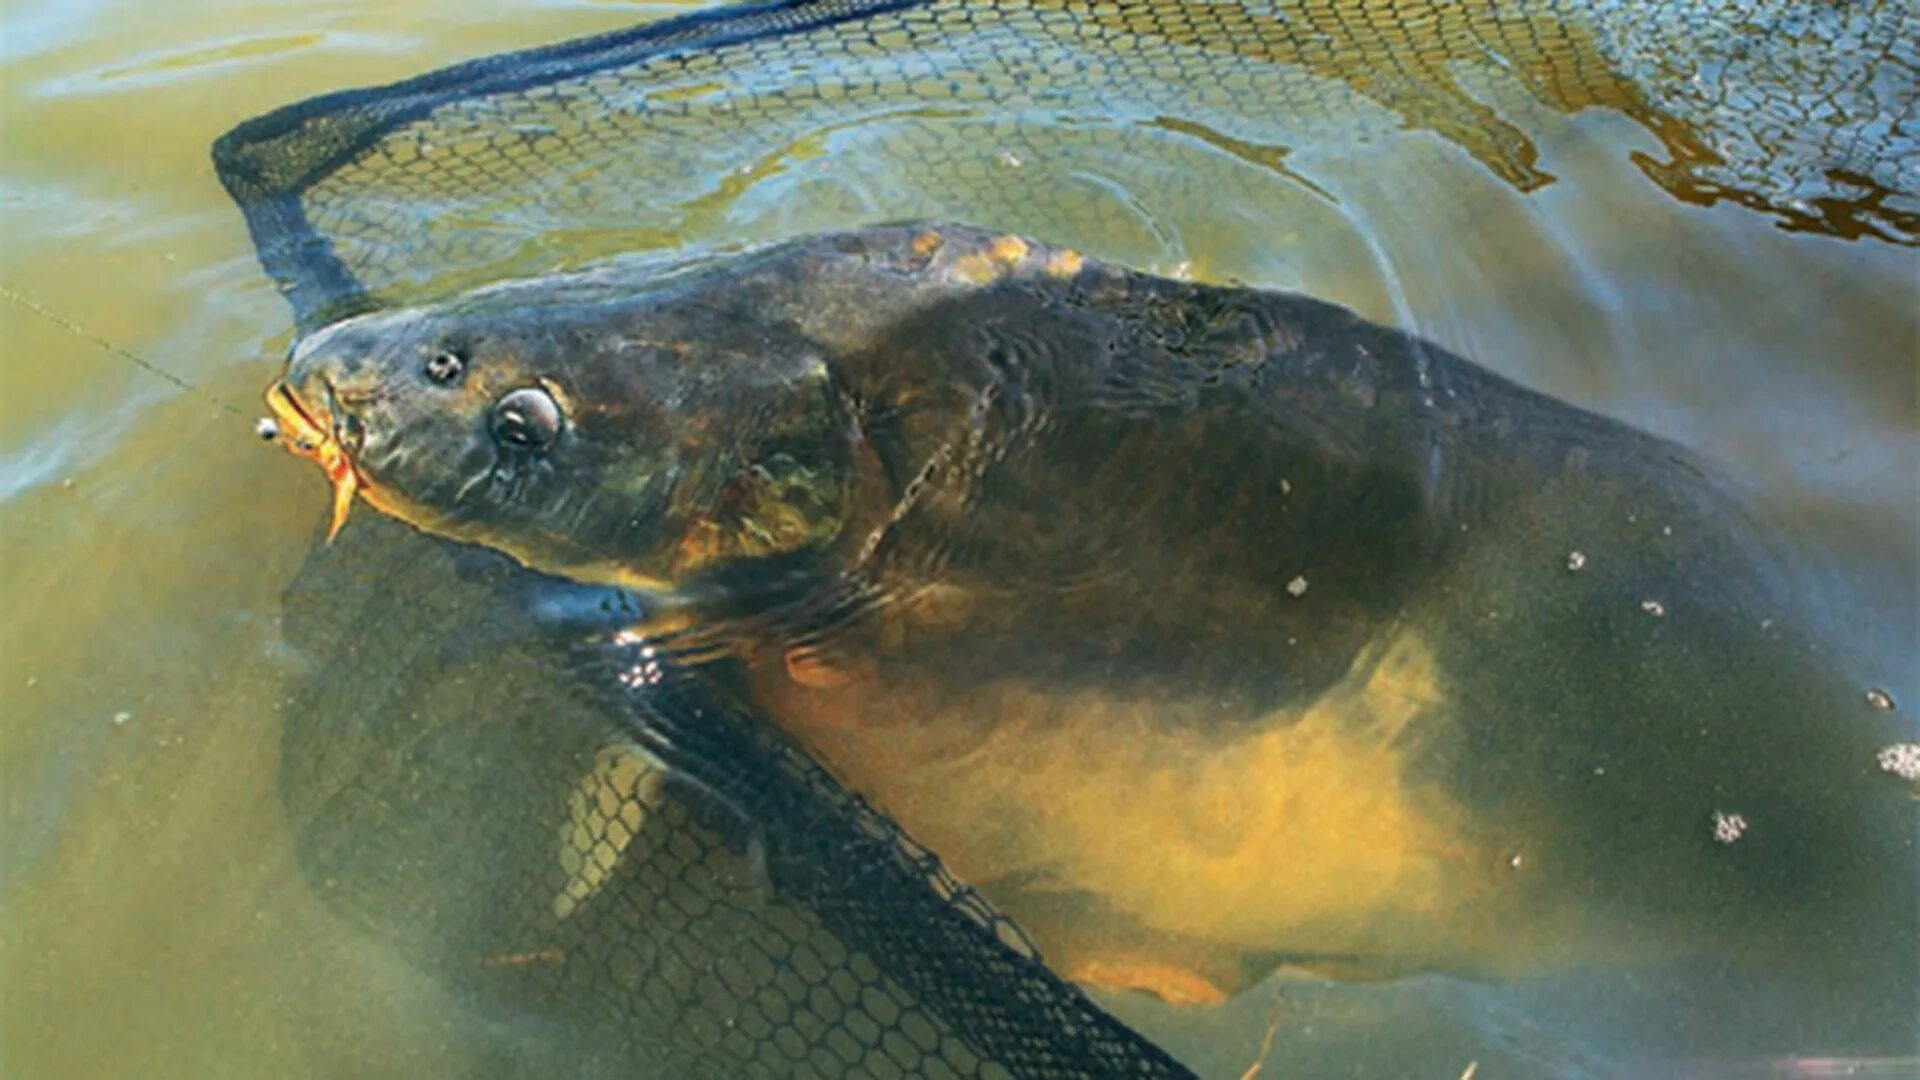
[1285,575,1309,598]
[1711,810,1748,845]
[111,711,132,726]
[1876,743,1920,782]
[996,149,1023,168]
[1641,598,1667,617]
[1566,550,1587,572]
[1865,687,1896,712]
[254,416,280,442]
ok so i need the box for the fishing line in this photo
[0,281,250,418]
[1,283,632,557]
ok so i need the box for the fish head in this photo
[270,288,858,596]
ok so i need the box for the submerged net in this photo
[281,514,1192,1077]
[214,0,1918,335]
[221,2,1916,1076]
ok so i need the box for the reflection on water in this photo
[271,0,1916,326]
[2,1,1914,1077]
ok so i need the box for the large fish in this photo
[264,224,1915,1025]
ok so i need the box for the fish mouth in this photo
[265,379,364,542]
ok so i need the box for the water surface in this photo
[1,1,1914,1076]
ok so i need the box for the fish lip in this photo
[265,378,366,541]
[269,380,330,446]
[270,377,370,464]
[272,376,376,445]
[322,382,370,454]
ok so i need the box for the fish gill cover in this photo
[214,2,1917,1076]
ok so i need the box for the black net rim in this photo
[211,0,919,332]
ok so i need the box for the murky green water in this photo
[2,0,1914,1076]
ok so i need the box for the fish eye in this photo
[490,386,563,451]
[425,348,465,384]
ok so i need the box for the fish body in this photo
[269,224,1915,1012]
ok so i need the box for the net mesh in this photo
[215,0,1917,334]
[281,514,1192,1077]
